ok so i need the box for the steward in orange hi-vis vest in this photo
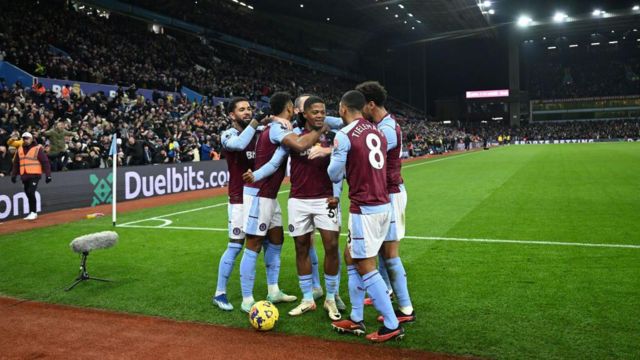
[18,145,44,175]
[11,132,52,220]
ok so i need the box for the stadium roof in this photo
[493,0,640,36]
[256,0,494,39]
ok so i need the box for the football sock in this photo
[298,274,314,301]
[363,270,399,330]
[347,265,365,323]
[386,257,413,312]
[239,248,258,298]
[264,241,282,287]
[215,242,243,296]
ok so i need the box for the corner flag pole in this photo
[110,135,118,227]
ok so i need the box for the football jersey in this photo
[221,127,257,204]
[289,128,334,199]
[245,121,291,199]
[329,118,389,213]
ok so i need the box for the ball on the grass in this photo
[249,300,279,331]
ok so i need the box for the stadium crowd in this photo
[0,0,350,106]
[2,0,639,177]
[528,54,639,99]
[2,78,639,176]
[121,0,326,62]
[474,120,640,143]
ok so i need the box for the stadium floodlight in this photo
[404,20,407,24]
[408,13,413,17]
[633,5,640,11]
[398,4,404,9]
[416,20,422,23]
[547,46,557,50]
[517,15,533,28]
[553,12,568,23]
[591,42,600,46]
[609,41,618,44]
[385,6,389,10]
[483,1,492,8]
[411,26,415,30]
[299,4,304,8]
[247,5,253,10]
[394,14,399,18]
[488,9,495,15]
[569,44,578,48]
[326,17,330,21]
[592,9,602,16]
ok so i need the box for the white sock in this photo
[399,305,414,315]
[267,284,280,296]
[242,296,254,304]
[215,290,225,297]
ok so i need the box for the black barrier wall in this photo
[0,161,230,221]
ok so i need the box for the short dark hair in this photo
[303,96,325,112]
[227,97,250,114]
[269,92,293,115]
[340,90,366,113]
[355,81,387,107]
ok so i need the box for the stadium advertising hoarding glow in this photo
[0,161,230,221]
[466,89,510,99]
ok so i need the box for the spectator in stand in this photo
[44,120,77,171]
[124,135,146,166]
[0,145,12,176]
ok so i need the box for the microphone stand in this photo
[65,251,112,291]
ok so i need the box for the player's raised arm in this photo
[327,131,350,183]
[222,119,259,151]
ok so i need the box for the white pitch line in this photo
[118,203,226,226]
[119,224,228,232]
[118,153,472,227]
[118,189,291,226]
[119,152,472,226]
[114,225,640,249]
[403,235,640,249]
[403,151,481,169]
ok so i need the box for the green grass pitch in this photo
[1,142,639,359]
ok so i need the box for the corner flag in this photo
[110,135,118,227]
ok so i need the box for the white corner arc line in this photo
[156,219,173,228]
[114,225,640,249]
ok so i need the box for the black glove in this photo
[46,176,52,184]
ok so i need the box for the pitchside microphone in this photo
[65,231,118,291]
[70,231,118,253]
